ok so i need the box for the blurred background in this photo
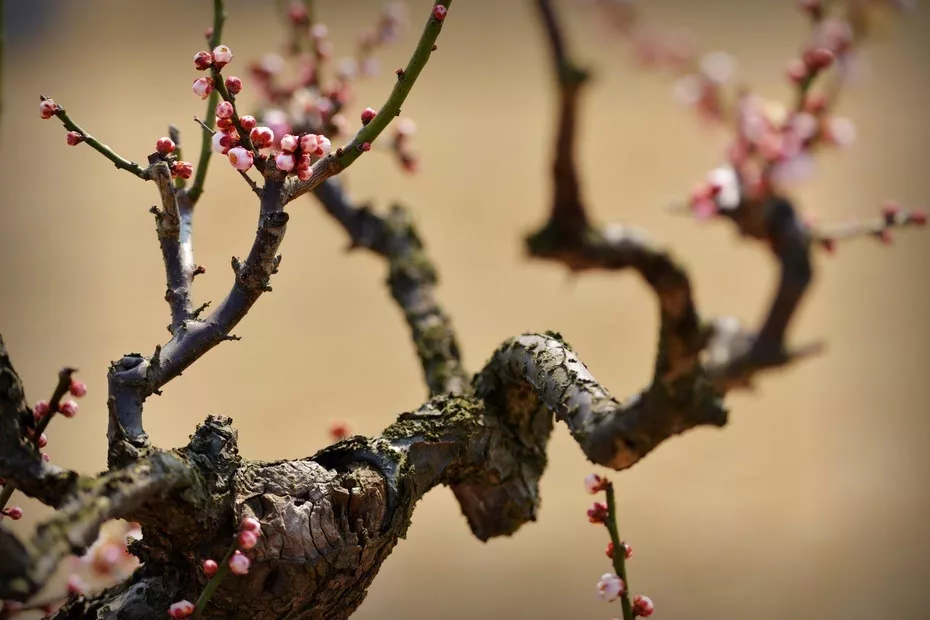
[1,1,929,618]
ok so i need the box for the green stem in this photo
[210,72,258,156]
[192,543,237,619]
[187,0,227,204]
[605,483,634,620]
[283,0,451,204]
[49,103,148,178]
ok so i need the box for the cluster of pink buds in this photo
[151,136,194,181]
[585,473,654,617]
[273,132,331,180]
[170,517,262,618]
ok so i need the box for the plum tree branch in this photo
[312,179,469,397]
[282,0,451,205]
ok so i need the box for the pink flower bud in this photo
[786,58,808,84]
[304,134,332,157]
[433,4,448,21]
[238,529,259,550]
[804,47,835,71]
[249,126,275,149]
[361,107,377,125]
[288,1,309,24]
[824,116,856,147]
[3,506,23,520]
[228,147,254,171]
[584,473,608,494]
[67,574,86,595]
[279,134,299,153]
[60,399,79,418]
[228,552,251,575]
[70,378,87,397]
[216,117,234,131]
[212,131,226,154]
[171,161,193,180]
[596,573,625,602]
[193,77,214,100]
[297,165,312,181]
[225,76,243,95]
[168,600,195,618]
[632,594,655,617]
[212,45,233,69]
[156,138,176,156]
[66,131,84,146]
[241,516,262,534]
[239,115,257,131]
[40,98,59,119]
[38,433,48,448]
[877,229,893,245]
[587,501,608,524]
[216,101,235,119]
[395,118,416,139]
[34,400,50,419]
[193,51,213,71]
[202,559,218,576]
[41,452,50,462]
[361,142,372,152]
[329,421,351,440]
[911,209,927,226]
[620,541,634,559]
[275,152,296,171]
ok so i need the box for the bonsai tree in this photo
[0,0,925,618]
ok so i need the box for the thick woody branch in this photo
[476,333,727,471]
[107,177,288,467]
[0,336,82,507]
[0,451,194,600]
[15,334,726,615]
[282,0,451,205]
[313,178,469,397]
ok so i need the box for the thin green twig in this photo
[47,101,148,178]
[283,0,451,204]
[187,0,227,204]
[605,483,634,620]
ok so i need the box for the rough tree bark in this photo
[0,1,923,618]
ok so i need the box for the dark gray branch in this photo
[312,178,469,397]
[149,157,196,335]
[107,175,288,468]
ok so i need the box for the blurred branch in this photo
[534,0,590,232]
[282,0,451,204]
[0,450,194,600]
[312,178,469,397]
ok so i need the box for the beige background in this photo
[2,1,929,618]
